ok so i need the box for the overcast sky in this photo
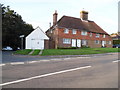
[1,0,119,34]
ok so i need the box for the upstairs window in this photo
[103,34,106,38]
[72,29,77,34]
[90,32,92,37]
[64,28,69,34]
[96,33,100,38]
[81,31,87,35]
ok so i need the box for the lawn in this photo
[41,48,119,56]
[30,50,41,55]
[14,49,32,55]
[14,48,119,56]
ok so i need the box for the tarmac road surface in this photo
[1,52,119,88]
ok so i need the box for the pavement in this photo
[1,52,119,88]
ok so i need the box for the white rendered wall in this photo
[26,27,49,49]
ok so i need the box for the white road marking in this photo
[50,59,62,61]
[0,64,5,66]
[10,62,25,65]
[63,58,71,60]
[76,57,90,59]
[28,61,38,64]
[40,60,50,62]
[0,65,91,86]
[113,60,120,63]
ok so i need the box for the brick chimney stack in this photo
[53,10,58,25]
[80,10,88,20]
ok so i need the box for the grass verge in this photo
[14,49,32,55]
[30,50,41,55]
[41,48,119,56]
[14,48,119,56]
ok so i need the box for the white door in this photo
[77,39,81,47]
[102,41,105,47]
[40,39,44,49]
[72,39,76,47]
[31,39,44,49]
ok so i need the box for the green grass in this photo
[14,49,32,55]
[30,50,41,55]
[14,48,119,56]
[41,48,119,56]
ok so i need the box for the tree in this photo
[2,4,34,50]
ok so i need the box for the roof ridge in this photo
[62,15,81,20]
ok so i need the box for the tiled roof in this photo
[56,16,108,35]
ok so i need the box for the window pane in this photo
[72,29,76,34]
[82,40,87,45]
[103,34,106,38]
[96,34,100,38]
[81,31,87,35]
[95,40,100,44]
[64,28,69,34]
[90,32,92,37]
[63,38,71,44]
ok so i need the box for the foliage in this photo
[113,40,120,45]
[81,45,90,48]
[57,47,78,49]
[2,4,34,50]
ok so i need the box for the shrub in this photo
[81,45,90,48]
[113,40,120,45]
[57,47,78,49]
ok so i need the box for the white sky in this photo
[1,0,119,34]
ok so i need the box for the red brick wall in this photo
[44,40,49,49]
[57,28,112,48]
[46,27,112,48]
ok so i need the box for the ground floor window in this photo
[81,40,87,45]
[108,41,112,44]
[95,40,100,44]
[63,38,71,44]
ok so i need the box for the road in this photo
[1,52,119,88]
[2,51,71,63]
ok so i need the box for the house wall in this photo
[46,27,112,48]
[57,27,112,48]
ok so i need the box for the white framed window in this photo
[103,41,106,44]
[82,40,87,45]
[95,40,100,44]
[103,34,106,38]
[63,38,71,44]
[96,33,100,38]
[108,41,111,44]
[90,32,92,37]
[72,29,77,34]
[81,31,87,35]
[64,28,69,34]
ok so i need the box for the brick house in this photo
[46,11,112,49]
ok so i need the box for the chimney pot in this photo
[80,10,88,20]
